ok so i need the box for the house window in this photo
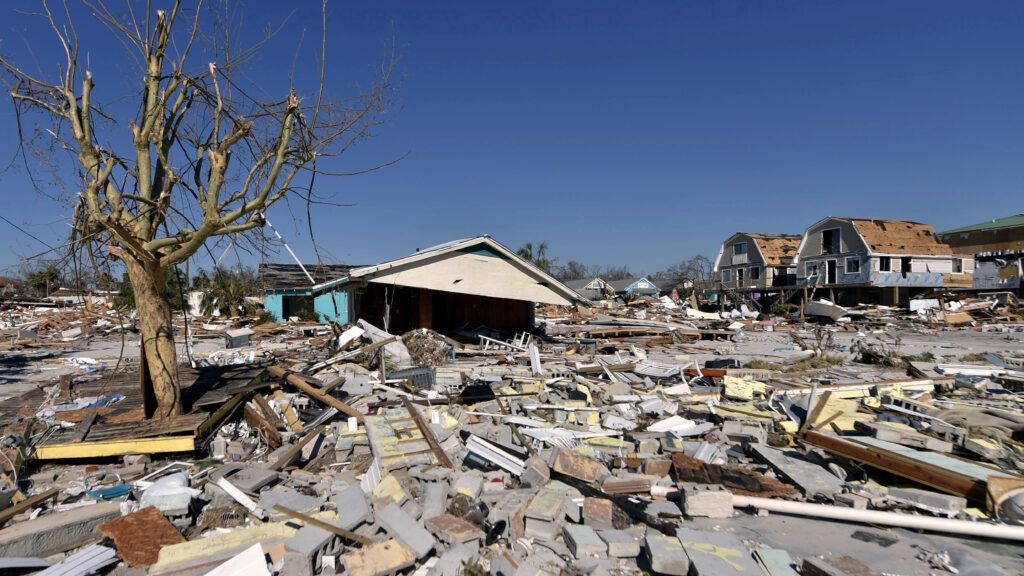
[734,243,747,256]
[953,258,964,273]
[721,269,733,283]
[805,262,819,277]
[879,257,891,272]
[749,266,761,280]
[845,257,860,274]
[822,228,840,255]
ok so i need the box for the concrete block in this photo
[425,513,485,546]
[452,471,484,499]
[331,485,372,530]
[377,503,436,559]
[676,527,761,574]
[0,501,121,557]
[583,497,614,529]
[564,524,607,559]
[283,524,335,576]
[259,486,324,517]
[420,481,448,521]
[520,456,550,487]
[524,490,564,541]
[644,530,689,575]
[680,483,733,518]
[428,543,479,576]
[599,529,640,558]
[645,499,683,522]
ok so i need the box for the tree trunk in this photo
[125,258,182,418]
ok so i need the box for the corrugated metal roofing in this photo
[940,214,1024,235]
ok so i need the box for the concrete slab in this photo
[676,527,761,574]
[564,524,607,558]
[377,503,436,559]
[0,500,121,557]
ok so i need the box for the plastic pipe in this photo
[733,495,1024,542]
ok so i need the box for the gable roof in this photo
[940,214,1024,235]
[846,218,952,256]
[745,233,802,265]
[349,236,589,306]
[607,277,658,292]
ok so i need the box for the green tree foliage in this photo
[516,242,556,272]
[196,268,261,318]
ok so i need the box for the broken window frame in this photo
[804,261,819,277]
[734,243,747,256]
[749,266,761,281]
[821,228,841,255]
[879,256,892,272]
[845,257,860,274]
[953,258,964,274]
[721,269,733,283]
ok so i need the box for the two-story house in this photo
[938,214,1024,294]
[713,233,801,306]
[795,217,972,305]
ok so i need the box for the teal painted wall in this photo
[263,289,348,323]
[315,291,348,324]
[265,293,283,320]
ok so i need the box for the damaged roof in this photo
[847,218,954,256]
[744,233,802,265]
[259,263,362,290]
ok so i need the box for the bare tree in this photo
[1,1,396,417]
[661,255,712,290]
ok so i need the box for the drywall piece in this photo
[0,501,122,557]
[377,503,436,559]
[342,538,416,576]
[204,543,271,576]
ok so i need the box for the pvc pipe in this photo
[733,495,1024,542]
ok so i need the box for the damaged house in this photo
[713,232,801,307]
[265,236,588,333]
[564,277,614,301]
[260,263,360,323]
[938,213,1024,295]
[795,217,972,305]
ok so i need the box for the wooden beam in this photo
[268,365,365,422]
[34,435,197,460]
[400,397,453,468]
[0,488,59,525]
[243,403,282,450]
[272,504,376,545]
[269,424,326,471]
[70,412,98,444]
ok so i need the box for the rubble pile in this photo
[1,296,1024,575]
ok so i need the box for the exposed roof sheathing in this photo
[848,218,953,256]
[746,234,802,265]
[259,263,362,290]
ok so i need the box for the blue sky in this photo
[0,1,1021,276]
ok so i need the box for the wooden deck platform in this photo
[0,364,269,460]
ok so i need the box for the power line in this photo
[0,213,54,250]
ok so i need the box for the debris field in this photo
[1,292,1024,576]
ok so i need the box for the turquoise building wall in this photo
[263,289,348,324]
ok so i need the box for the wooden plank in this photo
[34,435,196,460]
[0,488,59,525]
[401,397,452,468]
[70,412,98,444]
[253,394,285,429]
[802,431,1003,502]
[195,391,248,440]
[243,403,282,450]
[268,365,365,422]
[272,504,376,545]
[269,425,326,471]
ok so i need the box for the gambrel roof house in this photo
[794,217,972,301]
[714,232,802,292]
